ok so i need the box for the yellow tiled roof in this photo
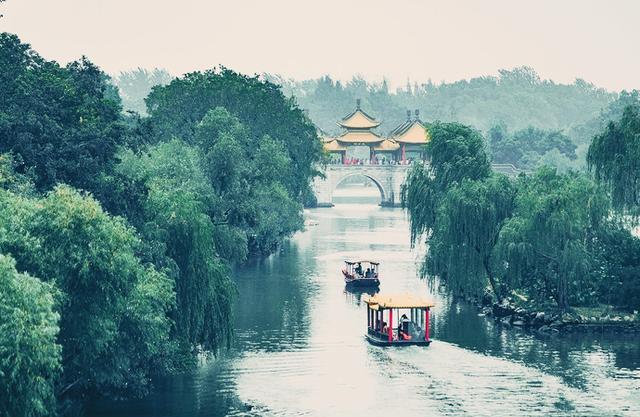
[323,139,348,152]
[372,139,400,151]
[338,109,381,129]
[338,130,383,144]
[393,122,430,144]
[364,293,435,309]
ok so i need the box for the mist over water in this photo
[87,194,640,417]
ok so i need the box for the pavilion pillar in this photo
[425,308,430,342]
[388,308,393,342]
[342,152,346,165]
[401,144,406,163]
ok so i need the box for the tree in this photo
[495,168,609,310]
[111,140,235,351]
[489,124,577,170]
[587,104,640,215]
[145,67,322,200]
[403,121,491,242]
[0,34,127,192]
[0,186,175,399]
[0,254,60,417]
[427,175,515,301]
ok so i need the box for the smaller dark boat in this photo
[363,293,434,346]
[342,260,380,287]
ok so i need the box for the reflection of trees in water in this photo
[435,297,640,390]
[232,240,317,353]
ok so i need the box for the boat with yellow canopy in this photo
[363,293,435,346]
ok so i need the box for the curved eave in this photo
[338,120,381,129]
[338,131,383,144]
[323,140,348,152]
[372,139,400,151]
[393,122,431,144]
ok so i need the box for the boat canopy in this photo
[364,293,435,310]
[345,260,379,265]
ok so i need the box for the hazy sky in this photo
[1,0,639,91]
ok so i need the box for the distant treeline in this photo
[265,70,636,172]
[0,33,321,416]
[115,67,635,172]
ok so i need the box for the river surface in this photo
[88,197,640,417]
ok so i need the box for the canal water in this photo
[88,193,640,416]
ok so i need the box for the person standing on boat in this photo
[400,314,410,337]
[355,262,363,276]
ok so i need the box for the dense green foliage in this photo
[402,122,491,242]
[106,139,235,350]
[588,103,640,215]
[0,33,127,192]
[404,121,640,312]
[488,124,577,170]
[0,254,60,417]
[496,169,609,309]
[0,186,175,401]
[428,175,515,301]
[146,68,323,200]
[0,34,320,415]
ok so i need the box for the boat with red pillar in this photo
[342,260,380,287]
[363,293,434,346]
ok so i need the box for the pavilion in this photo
[322,100,430,164]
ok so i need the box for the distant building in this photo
[322,99,429,165]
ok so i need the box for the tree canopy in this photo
[146,68,323,200]
[587,104,640,215]
[0,34,323,414]
[0,33,127,192]
[0,254,60,417]
[403,119,638,312]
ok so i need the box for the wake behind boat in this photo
[342,260,380,287]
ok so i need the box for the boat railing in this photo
[367,325,425,342]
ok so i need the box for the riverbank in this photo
[480,299,640,334]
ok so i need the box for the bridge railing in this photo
[328,158,419,166]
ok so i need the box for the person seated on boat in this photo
[355,263,363,276]
[398,314,412,340]
[399,329,412,340]
[365,267,371,278]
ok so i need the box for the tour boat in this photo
[363,293,434,346]
[342,260,380,287]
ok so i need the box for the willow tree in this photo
[495,168,609,310]
[114,140,236,352]
[402,121,491,242]
[427,175,515,301]
[403,121,498,299]
[0,254,60,417]
[587,104,640,216]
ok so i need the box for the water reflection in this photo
[87,202,640,417]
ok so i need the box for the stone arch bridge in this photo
[312,163,520,207]
[313,164,411,207]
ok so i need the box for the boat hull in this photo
[365,333,432,347]
[345,277,380,287]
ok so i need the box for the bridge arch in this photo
[313,165,411,207]
[332,172,387,203]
